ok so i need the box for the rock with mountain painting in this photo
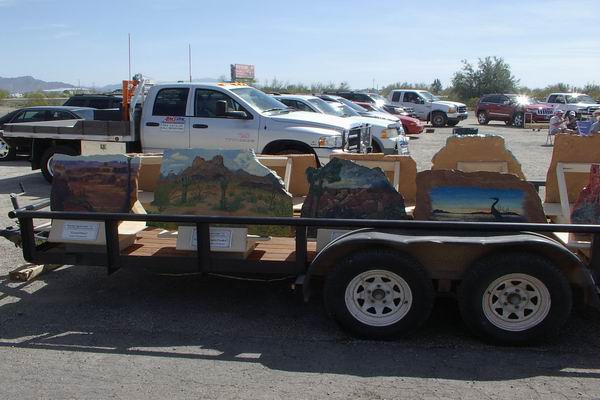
[150,149,292,235]
[414,170,546,223]
[300,158,408,220]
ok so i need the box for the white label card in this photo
[191,228,233,249]
[61,221,100,241]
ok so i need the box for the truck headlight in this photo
[318,135,342,148]
[447,107,457,113]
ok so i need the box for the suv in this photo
[476,94,554,127]
[545,93,600,118]
[387,89,467,127]
[324,91,387,108]
[63,94,123,109]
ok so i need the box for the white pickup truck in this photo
[2,81,370,181]
[544,93,600,117]
[387,89,468,127]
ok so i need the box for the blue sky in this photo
[1,0,598,89]
[430,187,524,214]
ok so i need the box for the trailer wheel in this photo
[458,253,572,345]
[41,145,78,183]
[324,250,434,339]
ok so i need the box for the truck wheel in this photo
[477,111,489,125]
[41,146,78,183]
[431,112,447,127]
[512,112,525,128]
[0,138,16,161]
[324,249,434,339]
[458,252,572,345]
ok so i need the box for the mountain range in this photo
[0,76,221,93]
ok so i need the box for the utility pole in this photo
[189,44,192,83]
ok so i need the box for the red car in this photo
[354,101,425,134]
[476,94,554,127]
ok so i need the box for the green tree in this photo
[0,89,9,100]
[430,79,443,94]
[451,57,519,102]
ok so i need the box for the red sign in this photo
[231,64,255,80]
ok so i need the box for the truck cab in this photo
[545,93,600,118]
[141,83,369,164]
[387,89,468,127]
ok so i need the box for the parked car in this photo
[381,104,418,118]
[387,89,468,127]
[318,95,425,135]
[63,94,123,109]
[323,91,387,108]
[274,94,407,154]
[476,94,554,127]
[544,93,600,118]
[0,106,95,161]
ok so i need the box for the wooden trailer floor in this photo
[123,228,318,262]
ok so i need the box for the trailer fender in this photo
[302,229,600,308]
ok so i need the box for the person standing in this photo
[590,110,600,134]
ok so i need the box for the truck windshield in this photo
[231,87,289,113]
[420,92,440,102]
[308,98,345,117]
[566,95,596,104]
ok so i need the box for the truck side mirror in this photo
[215,100,228,116]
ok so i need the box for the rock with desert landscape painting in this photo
[50,154,140,213]
[151,149,292,217]
[414,170,546,223]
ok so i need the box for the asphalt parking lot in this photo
[1,113,599,399]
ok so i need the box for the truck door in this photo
[402,92,428,120]
[142,87,191,151]
[189,88,259,150]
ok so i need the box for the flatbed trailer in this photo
[6,204,600,345]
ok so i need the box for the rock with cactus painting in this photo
[414,170,546,223]
[300,158,408,220]
[151,149,292,222]
[50,154,140,213]
[571,164,600,224]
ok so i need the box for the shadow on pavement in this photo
[1,264,599,380]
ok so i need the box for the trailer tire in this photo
[41,145,78,183]
[458,252,572,345]
[324,249,434,339]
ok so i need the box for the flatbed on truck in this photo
[5,203,600,345]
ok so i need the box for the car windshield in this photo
[420,91,440,101]
[566,94,596,104]
[307,98,345,117]
[231,87,289,112]
[335,97,368,112]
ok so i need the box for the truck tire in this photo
[512,112,525,128]
[41,145,78,183]
[477,111,489,125]
[458,252,572,345]
[0,137,16,161]
[431,112,447,127]
[324,249,434,339]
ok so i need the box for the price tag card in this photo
[61,221,101,241]
[191,228,233,249]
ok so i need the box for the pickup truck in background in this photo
[387,89,468,127]
[544,93,600,118]
[1,81,370,181]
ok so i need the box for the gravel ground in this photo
[1,113,599,399]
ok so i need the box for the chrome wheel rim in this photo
[514,114,523,127]
[47,155,56,176]
[482,273,551,332]
[0,138,10,158]
[478,113,487,124]
[433,115,444,126]
[344,269,412,327]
